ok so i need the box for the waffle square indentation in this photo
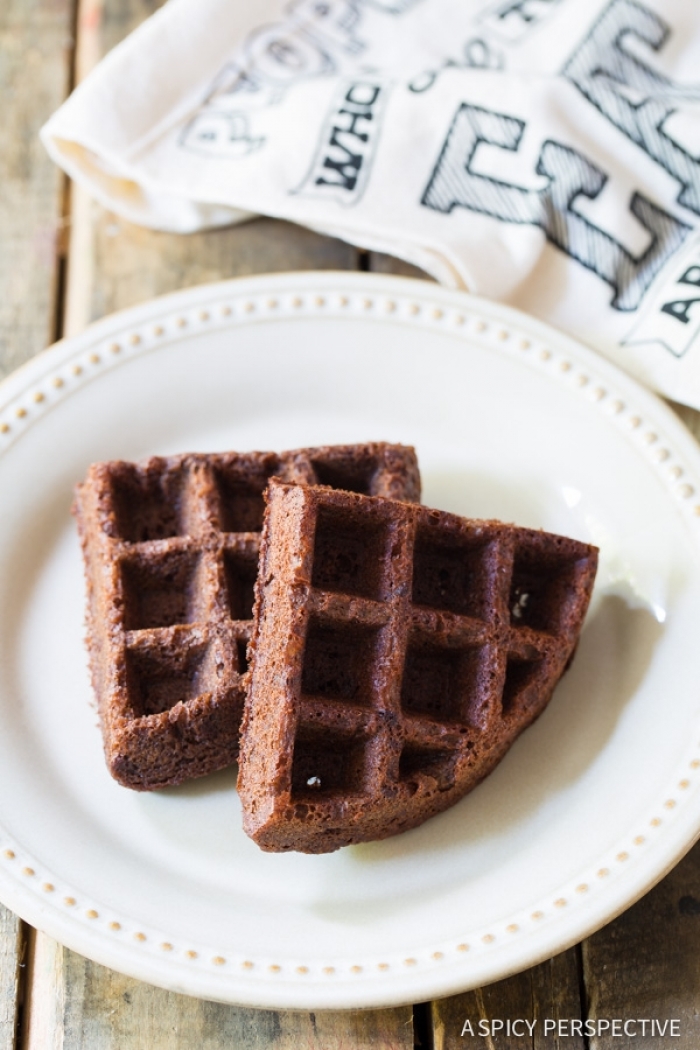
[126,640,215,716]
[311,504,391,600]
[510,540,585,635]
[291,731,368,800]
[110,465,188,542]
[398,745,456,791]
[301,620,381,706]
[121,551,207,630]
[236,639,250,674]
[309,455,374,495]
[223,550,258,621]
[400,640,491,725]
[412,525,496,619]
[213,467,267,533]
[501,654,546,715]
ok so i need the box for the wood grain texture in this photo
[65,202,359,336]
[0,0,74,377]
[25,934,413,1050]
[583,842,700,1050]
[430,949,585,1050]
[0,906,23,1050]
[23,931,63,1050]
[0,0,74,1044]
[368,253,432,282]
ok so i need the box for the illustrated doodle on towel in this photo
[420,0,700,328]
[180,0,422,158]
[421,103,690,312]
[295,81,388,204]
[407,0,565,93]
[408,0,565,92]
[563,0,700,217]
[477,0,564,42]
[622,242,700,358]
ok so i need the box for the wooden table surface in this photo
[3,2,700,1047]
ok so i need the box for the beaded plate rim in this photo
[0,271,699,1009]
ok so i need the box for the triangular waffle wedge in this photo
[74,444,420,790]
[238,480,598,853]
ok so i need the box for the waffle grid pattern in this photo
[241,482,598,853]
[75,444,420,789]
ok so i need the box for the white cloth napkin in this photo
[42,0,700,409]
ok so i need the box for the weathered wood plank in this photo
[23,931,63,1050]
[582,841,700,1050]
[0,0,74,376]
[0,906,23,1050]
[65,206,360,336]
[368,252,432,282]
[430,949,585,1050]
[0,0,74,1043]
[25,933,413,1050]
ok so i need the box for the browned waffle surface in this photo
[74,443,420,790]
[238,481,599,853]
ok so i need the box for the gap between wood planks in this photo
[52,0,81,350]
[413,1002,435,1050]
[574,944,592,1050]
[13,924,33,1050]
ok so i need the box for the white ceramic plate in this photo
[1,272,700,1009]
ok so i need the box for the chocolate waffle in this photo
[238,480,598,853]
[74,443,420,790]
